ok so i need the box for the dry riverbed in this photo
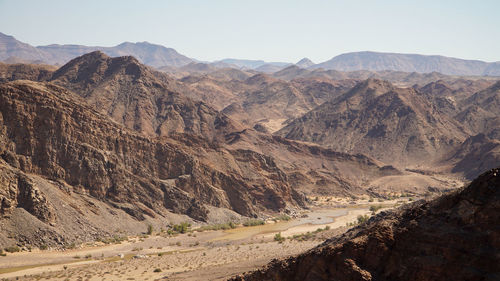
[0,198,412,280]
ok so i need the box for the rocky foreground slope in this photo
[231,167,500,281]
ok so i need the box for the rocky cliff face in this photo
[0,80,305,225]
[0,162,56,224]
[231,167,500,281]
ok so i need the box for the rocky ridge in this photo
[231,167,500,281]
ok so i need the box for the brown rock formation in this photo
[50,51,242,139]
[231,167,500,281]
[0,80,305,224]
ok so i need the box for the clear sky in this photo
[1,0,499,63]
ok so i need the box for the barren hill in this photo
[277,79,469,167]
[50,51,241,139]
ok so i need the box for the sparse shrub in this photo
[158,253,163,256]
[369,205,383,212]
[39,244,48,250]
[197,221,237,232]
[408,197,413,201]
[175,241,181,246]
[242,219,265,227]
[4,246,20,253]
[147,224,154,235]
[273,214,291,221]
[357,215,370,224]
[325,226,331,230]
[172,222,191,234]
[84,254,92,259]
[153,268,162,272]
[368,198,374,202]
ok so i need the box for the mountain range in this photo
[0,32,192,67]
[2,32,500,76]
[1,30,500,266]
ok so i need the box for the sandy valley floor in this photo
[0,197,413,281]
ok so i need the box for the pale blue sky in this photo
[1,0,499,63]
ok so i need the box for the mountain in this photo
[296,58,314,68]
[273,64,500,88]
[50,51,239,139]
[0,32,193,67]
[0,33,48,62]
[455,81,500,137]
[311,51,500,76]
[231,167,500,281]
[277,79,469,167]
[0,79,308,247]
[255,63,291,73]
[221,74,354,132]
[216,58,290,70]
[446,134,500,180]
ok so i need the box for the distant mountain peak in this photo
[296,58,314,68]
[312,51,500,76]
[0,32,15,40]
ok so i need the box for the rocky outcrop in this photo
[231,167,500,281]
[0,162,56,224]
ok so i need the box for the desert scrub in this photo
[4,246,20,253]
[171,222,191,234]
[147,224,154,235]
[369,205,383,212]
[357,214,370,224]
[153,268,162,272]
[196,221,237,232]
[273,214,291,222]
[242,219,265,226]
[274,232,285,242]
[290,232,314,241]
[97,235,127,244]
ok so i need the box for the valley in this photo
[0,197,405,280]
[1,4,499,279]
